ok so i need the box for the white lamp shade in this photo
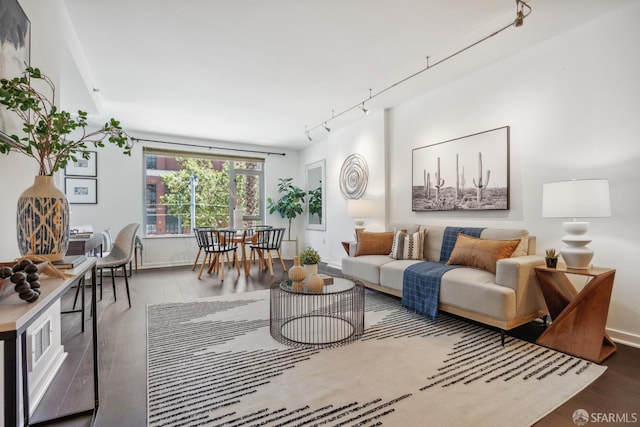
[347,199,374,218]
[542,179,611,218]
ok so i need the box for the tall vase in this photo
[288,256,306,292]
[233,207,244,228]
[16,176,70,262]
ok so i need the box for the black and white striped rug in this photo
[147,289,605,427]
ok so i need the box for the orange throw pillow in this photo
[355,231,396,256]
[446,233,520,273]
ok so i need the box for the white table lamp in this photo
[542,179,611,269]
[347,199,374,234]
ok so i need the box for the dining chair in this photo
[248,225,273,266]
[197,229,244,281]
[96,223,140,308]
[249,227,286,276]
[191,227,214,271]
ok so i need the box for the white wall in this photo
[301,111,386,269]
[303,2,640,344]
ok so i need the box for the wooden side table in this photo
[341,241,351,255]
[534,265,616,363]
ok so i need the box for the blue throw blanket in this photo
[402,227,484,319]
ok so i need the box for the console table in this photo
[67,234,103,257]
[0,258,99,426]
[534,265,616,363]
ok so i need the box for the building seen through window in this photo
[143,149,265,236]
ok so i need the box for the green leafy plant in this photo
[299,246,320,265]
[307,185,322,220]
[0,66,132,175]
[267,177,306,241]
[545,248,558,259]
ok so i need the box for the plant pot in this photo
[280,240,298,260]
[545,257,558,268]
[16,176,70,262]
[303,263,318,276]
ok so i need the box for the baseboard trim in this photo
[607,327,640,349]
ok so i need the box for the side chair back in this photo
[192,227,214,270]
[197,229,243,281]
[249,227,286,276]
[96,223,140,308]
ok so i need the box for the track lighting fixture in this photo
[514,0,531,27]
[303,0,532,142]
[306,131,312,142]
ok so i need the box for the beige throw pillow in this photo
[390,229,426,260]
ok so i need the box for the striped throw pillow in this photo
[390,229,425,260]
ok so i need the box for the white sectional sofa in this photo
[341,224,549,333]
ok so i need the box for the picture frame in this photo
[65,151,97,177]
[0,0,31,136]
[65,178,98,204]
[412,126,510,212]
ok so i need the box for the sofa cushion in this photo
[387,223,421,234]
[446,234,520,273]
[342,255,395,285]
[390,229,426,260]
[355,231,395,256]
[439,268,516,320]
[380,259,425,292]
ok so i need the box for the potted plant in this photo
[267,177,306,259]
[299,246,321,275]
[545,248,558,268]
[1,66,131,261]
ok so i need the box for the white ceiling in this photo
[59,0,632,150]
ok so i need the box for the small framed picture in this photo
[65,151,97,177]
[65,178,98,204]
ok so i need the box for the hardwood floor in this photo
[32,262,639,426]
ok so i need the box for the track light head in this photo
[306,131,312,142]
[515,10,524,27]
[360,103,369,115]
[323,122,331,132]
[514,0,531,28]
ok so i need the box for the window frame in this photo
[142,147,265,237]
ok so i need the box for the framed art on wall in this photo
[0,0,31,136]
[65,151,97,176]
[412,126,510,212]
[65,178,97,204]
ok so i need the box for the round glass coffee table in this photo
[270,277,365,348]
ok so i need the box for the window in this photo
[143,148,265,236]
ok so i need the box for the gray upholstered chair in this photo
[96,223,140,308]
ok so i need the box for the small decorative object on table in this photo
[545,248,558,268]
[288,256,306,291]
[0,259,44,303]
[305,273,324,293]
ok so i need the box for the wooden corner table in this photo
[534,264,617,363]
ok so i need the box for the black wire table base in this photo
[270,278,365,348]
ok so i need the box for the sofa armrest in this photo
[496,255,547,317]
